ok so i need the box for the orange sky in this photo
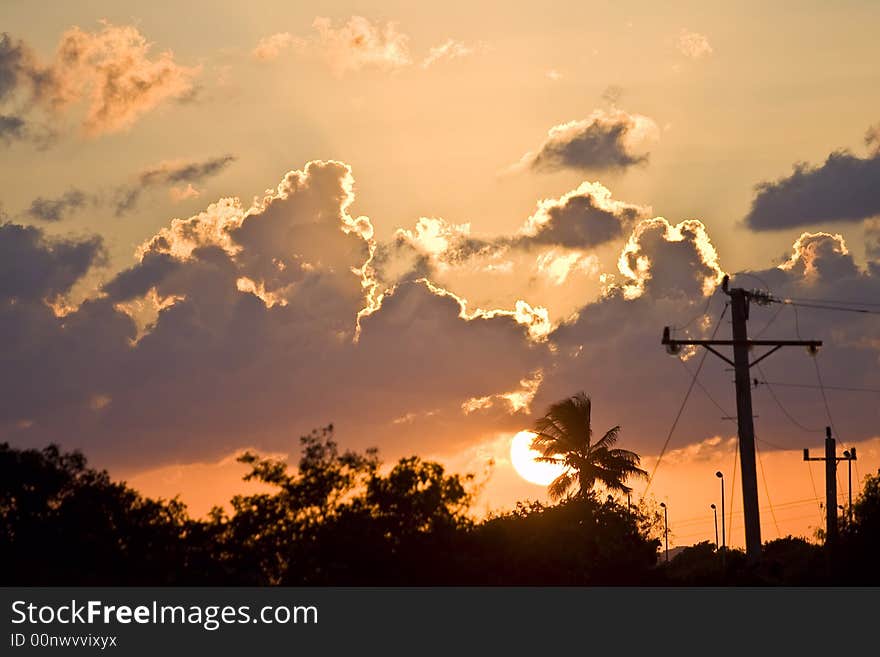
[2,3,880,549]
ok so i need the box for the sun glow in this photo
[509,431,567,486]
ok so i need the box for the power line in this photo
[785,295,880,308]
[755,439,780,538]
[678,358,730,418]
[753,363,824,433]
[812,355,862,483]
[670,288,717,333]
[805,459,824,526]
[753,380,880,394]
[755,436,791,451]
[643,303,728,496]
[781,299,880,315]
[754,303,786,338]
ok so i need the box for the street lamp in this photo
[715,471,726,550]
[659,502,669,563]
[711,503,719,550]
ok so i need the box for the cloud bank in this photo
[3,162,879,529]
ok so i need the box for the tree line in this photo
[2,393,879,585]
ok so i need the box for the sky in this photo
[2,1,880,549]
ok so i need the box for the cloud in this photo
[0,114,26,144]
[0,23,199,141]
[255,19,480,75]
[0,33,38,101]
[535,250,599,285]
[307,16,411,75]
[866,123,880,154]
[169,184,201,202]
[421,39,482,68]
[515,181,652,249]
[677,29,713,59]
[0,222,105,301]
[390,181,649,277]
[25,188,92,222]
[252,33,295,61]
[517,109,659,173]
[139,154,237,187]
[743,148,880,231]
[866,218,880,264]
[114,154,237,215]
[46,22,200,135]
[615,217,723,299]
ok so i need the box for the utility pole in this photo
[842,447,857,522]
[804,427,857,547]
[662,275,822,562]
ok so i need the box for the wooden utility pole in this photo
[662,275,822,562]
[804,427,857,548]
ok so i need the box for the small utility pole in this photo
[804,427,857,546]
[842,447,857,522]
[662,275,822,562]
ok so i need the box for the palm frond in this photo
[593,425,621,451]
[548,471,574,501]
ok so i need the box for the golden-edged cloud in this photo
[516,109,660,173]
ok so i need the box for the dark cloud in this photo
[866,219,880,265]
[0,222,104,301]
[113,155,237,215]
[522,109,658,173]
[513,181,650,249]
[388,181,650,286]
[25,188,92,222]
[139,155,238,187]
[743,149,880,231]
[0,114,26,144]
[0,33,35,101]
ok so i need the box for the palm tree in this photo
[531,392,647,501]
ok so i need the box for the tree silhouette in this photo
[0,442,206,585]
[531,392,647,500]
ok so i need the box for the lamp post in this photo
[659,502,669,563]
[715,471,725,550]
[711,503,719,550]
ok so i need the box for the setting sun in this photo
[509,431,567,486]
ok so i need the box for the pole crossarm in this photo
[661,329,822,370]
[660,337,823,348]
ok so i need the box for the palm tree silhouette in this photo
[531,392,647,501]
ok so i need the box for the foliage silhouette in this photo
[530,392,647,500]
[0,442,213,585]
[4,435,880,586]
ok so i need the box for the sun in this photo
[509,431,568,486]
